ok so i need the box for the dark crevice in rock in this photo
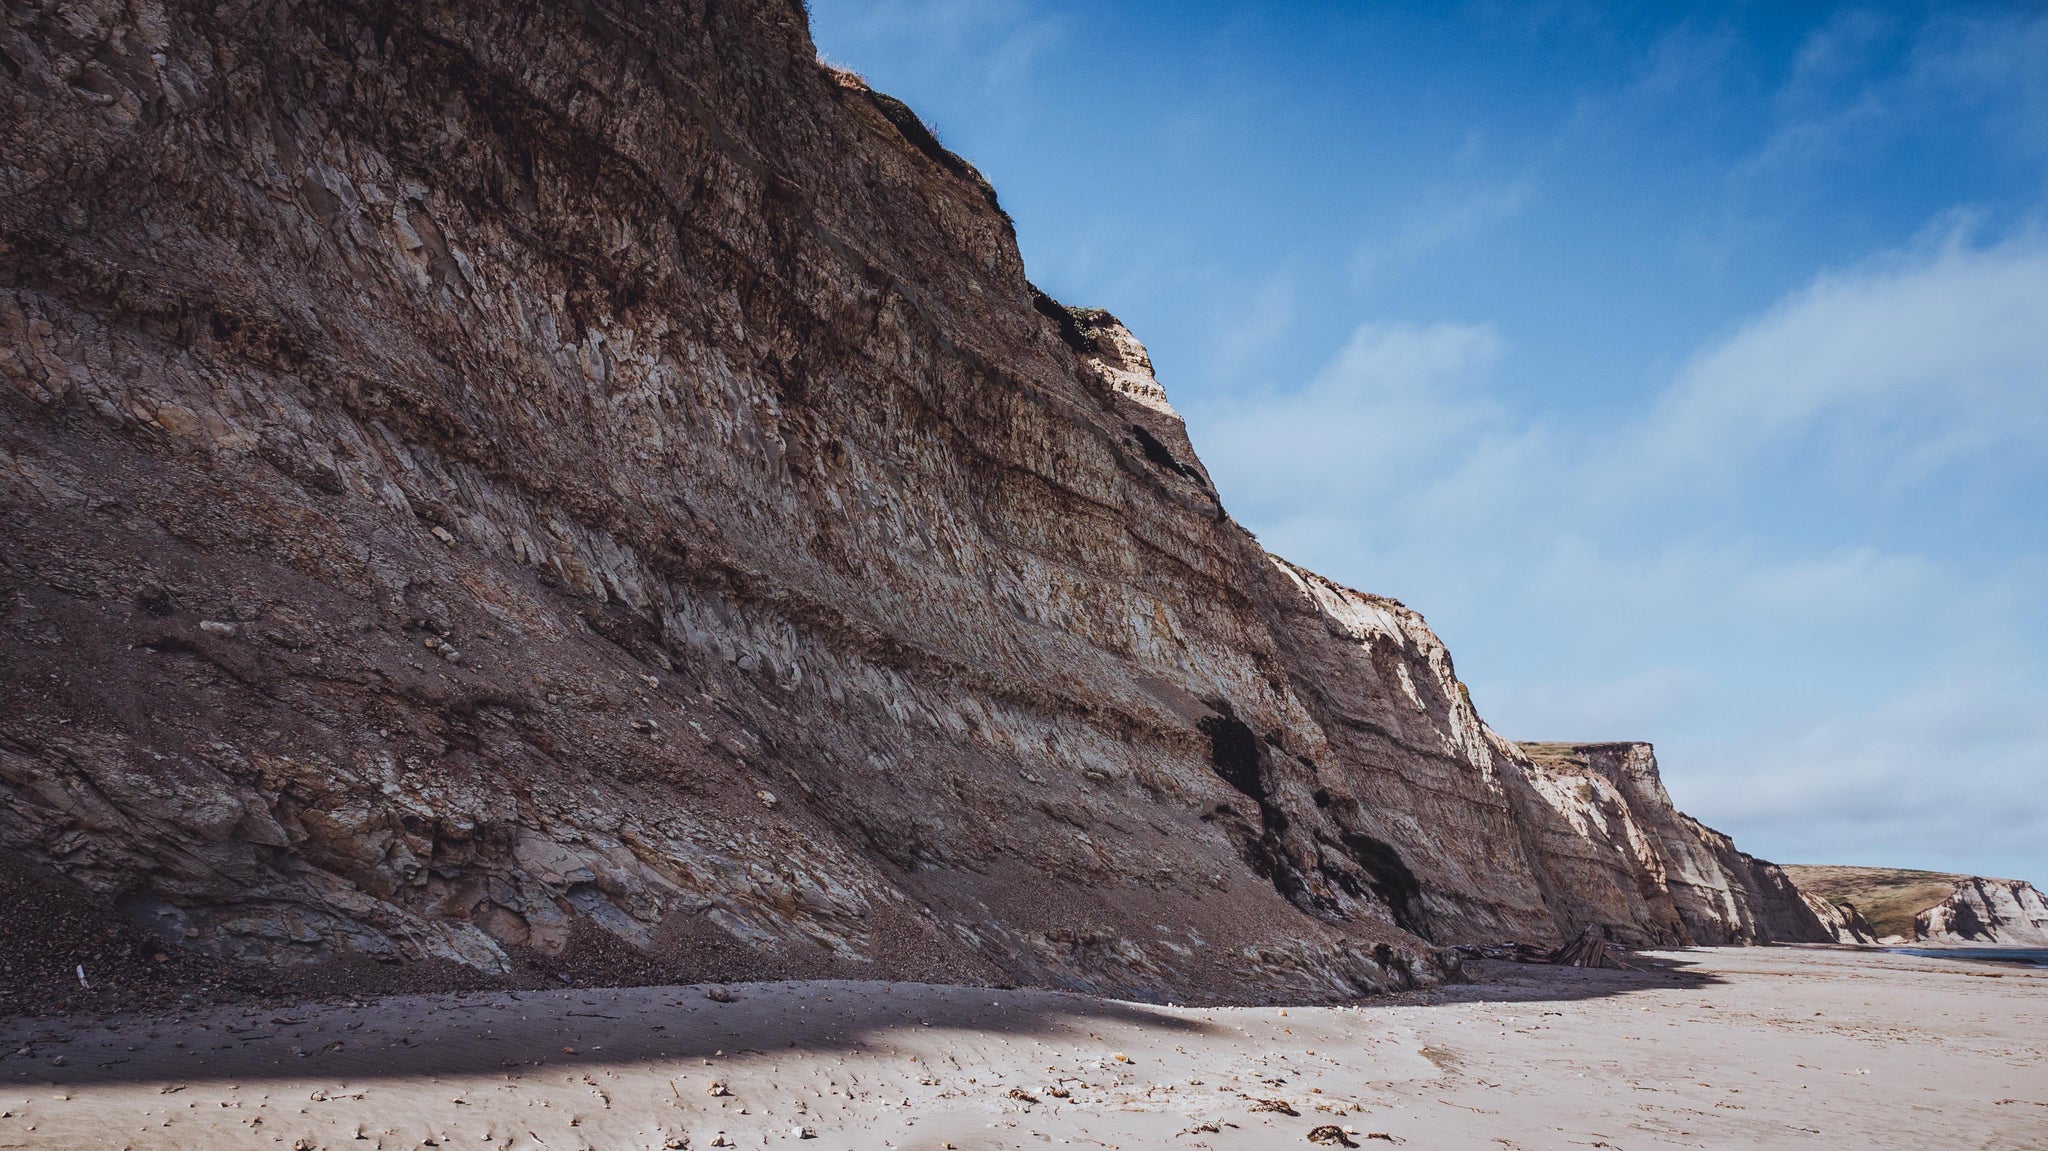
[1202,708,1433,939]
[1031,285,1091,354]
[1338,831,1428,939]
[1198,710,1294,900]
[1198,711,1262,800]
[1940,895,1990,941]
[1199,709,1405,921]
[1128,424,1204,484]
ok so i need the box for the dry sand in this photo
[1,946,2042,1150]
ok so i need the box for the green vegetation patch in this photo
[1781,865,1964,940]
[1517,742,1592,771]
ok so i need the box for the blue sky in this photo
[806,1,2048,883]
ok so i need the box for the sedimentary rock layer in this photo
[1507,743,1855,946]
[1916,878,2048,946]
[0,0,1826,1003]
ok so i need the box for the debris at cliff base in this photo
[1454,931,1639,970]
[1544,928,1637,970]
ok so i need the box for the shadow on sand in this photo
[2,979,1209,1089]
[0,949,1735,1091]
[1419,952,1727,1007]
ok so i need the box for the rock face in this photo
[1916,879,2048,946]
[1800,890,1879,946]
[1506,744,1850,946]
[1787,868,2048,947]
[0,0,1830,1003]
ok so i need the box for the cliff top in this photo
[1780,865,1975,939]
[1518,741,1654,760]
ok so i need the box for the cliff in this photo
[1785,867,2048,946]
[0,0,1828,1008]
[1508,743,1855,946]
[1917,878,2048,946]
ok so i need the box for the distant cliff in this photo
[1786,867,2048,946]
[1509,743,1855,946]
[2,0,1831,1009]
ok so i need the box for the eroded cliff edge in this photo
[0,0,1827,1006]
[1510,744,1866,947]
[1786,867,2048,946]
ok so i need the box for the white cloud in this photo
[1675,673,2048,877]
[1631,229,2048,491]
[1202,272,1302,383]
[1193,319,1503,516]
[1198,228,2048,549]
[1187,225,2048,880]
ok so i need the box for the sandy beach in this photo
[2,946,2042,1150]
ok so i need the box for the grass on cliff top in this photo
[1781,865,1966,940]
[1516,741,1643,771]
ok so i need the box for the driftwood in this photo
[1544,928,1637,969]
[1456,929,1639,969]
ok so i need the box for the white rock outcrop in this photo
[1917,878,2048,946]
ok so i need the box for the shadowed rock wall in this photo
[0,0,1827,1004]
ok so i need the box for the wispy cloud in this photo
[1201,271,1303,383]
[1734,7,2048,203]
[1626,225,2048,494]
[1483,665,1707,743]
[1194,318,1504,519]
[1186,223,2048,877]
[1351,182,1534,288]
[813,0,1064,93]
[1911,9,2048,155]
[1198,225,2048,562]
[1687,670,2048,877]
